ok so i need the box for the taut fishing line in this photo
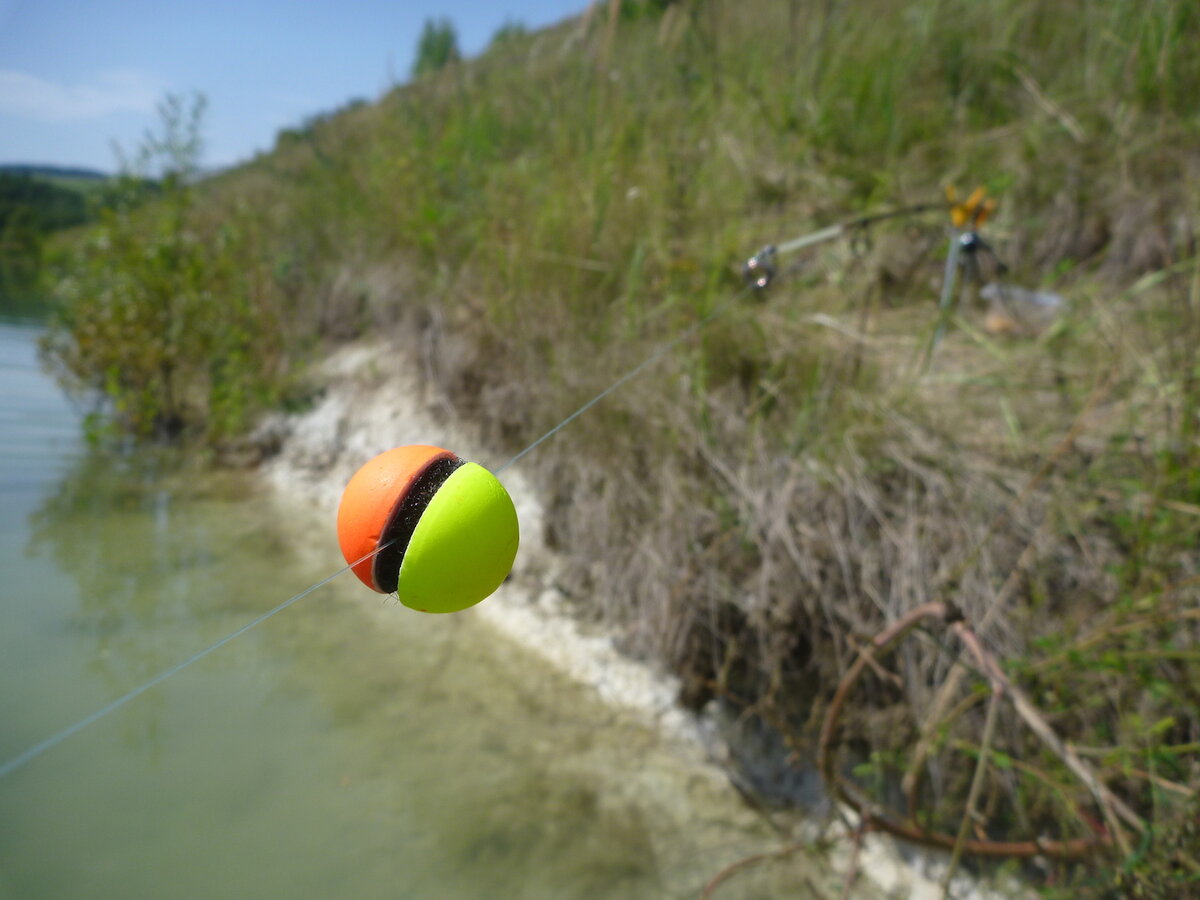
[0,557,368,779]
[2,201,950,779]
[495,287,752,475]
[0,284,753,779]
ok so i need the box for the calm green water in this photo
[0,321,834,899]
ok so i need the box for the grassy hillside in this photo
[41,0,1200,893]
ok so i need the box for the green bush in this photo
[41,93,286,442]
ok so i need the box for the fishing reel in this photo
[958,231,984,255]
[956,230,1009,281]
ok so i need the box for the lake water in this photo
[0,320,841,899]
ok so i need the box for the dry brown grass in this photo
[488,226,1199,887]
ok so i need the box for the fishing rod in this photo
[742,201,947,289]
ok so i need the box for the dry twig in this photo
[699,841,816,899]
[941,690,1001,896]
[817,602,1141,861]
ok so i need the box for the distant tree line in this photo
[0,173,89,234]
[0,173,94,312]
[0,168,163,315]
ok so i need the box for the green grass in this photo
[40,0,1200,893]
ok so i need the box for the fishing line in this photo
[0,282,757,779]
[496,287,752,474]
[0,549,378,780]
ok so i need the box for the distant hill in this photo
[0,165,105,313]
[0,164,110,181]
[0,170,95,233]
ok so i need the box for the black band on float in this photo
[372,454,464,593]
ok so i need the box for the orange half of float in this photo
[336,444,457,590]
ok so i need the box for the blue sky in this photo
[0,0,589,172]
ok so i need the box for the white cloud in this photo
[0,68,163,121]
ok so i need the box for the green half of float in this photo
[396,462,520,614]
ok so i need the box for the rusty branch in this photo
[817,602,1127,861]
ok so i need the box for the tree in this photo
[412,18,460,78]
[43,91,280,442]
[113,92,207,189]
